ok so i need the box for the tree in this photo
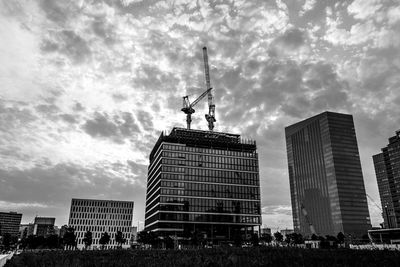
[285,233,304,246]
[46,234,61,249]
[115,231,125,248]
[99,232,110,249]
[273,232,283,243]
[63,226,77,250]
[337,232,345,244]
[251,233,259,246]
[2,233,11,250]
[137,231,158,247]
[311,234,319,241]
[260,233,272,244]
[361,234,370,244]
[83,231,93,249]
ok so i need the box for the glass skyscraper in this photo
[144,127,261,244]
[373,130,400,228]
[285,111,371,237]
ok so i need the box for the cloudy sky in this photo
[1,0,399,231]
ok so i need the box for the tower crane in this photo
[202,47,216,131]
[300,203,316,235]
[181,87,212,130]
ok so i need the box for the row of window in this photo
[70,212,131,220]
[163,151,258,165]
[161,180,258,195]
[69,219,131,227]
[161,172,259,186]
[160,184,260,200]
[162,144,257,158]
[158,197,260,214]
[77,238,129,245]
[158,212,261,224]
[162,158,258,172]
[72,225,132,233]
[71,206,132,214]
[72,200,133,208]
[162,166,257,176]
[147,167,259,194]
[75,230,132,239]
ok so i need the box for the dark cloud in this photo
[112,93,127,102]
[82,111,140,143]
[60,30,92,63]
[133,63,180,91]
[60,114,78,124]
[41,30,91,64]
[127,160,147,177]
[73,102,85,112]
[35,104,60,115]
[137,110,153,131]
[276,28,306,50]
[0,101,37,131]
[82,112,119,138]
[91,17,116,45]
[38,0,81,26]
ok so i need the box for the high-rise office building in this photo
[68,198,134,249]
[373,130,400,228]
[285,111,371,237]
[0,211,22,237]
[144,127,261,244]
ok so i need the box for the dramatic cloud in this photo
[1,0,399,230]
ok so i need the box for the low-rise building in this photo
[68,198,135,249]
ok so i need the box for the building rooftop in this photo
[149,127,256,161]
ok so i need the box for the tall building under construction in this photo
[285,111,371,237]
[144,127,261,244]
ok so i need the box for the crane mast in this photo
[202,47,216,131]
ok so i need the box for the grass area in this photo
[4,247,400,267]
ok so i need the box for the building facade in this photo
[285,111,371,237]
[144,127,261,244]
[33,217,56,237]
[68,198,134,249]
[0,212,22,237]
[373,130,400,228]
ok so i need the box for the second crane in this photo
[181,47,216,131]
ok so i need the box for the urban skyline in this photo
[1,0,400,231]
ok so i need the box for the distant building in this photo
[18,217,56,238]
[129,226,138,245]
[373,130,400,228]
[0,211,22,237]
[144,127,261,244]
[33,217,55,237]
[285,111,371,237]
[68,198,134,249]
[260,227,271,236]
[19,224,31,239]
